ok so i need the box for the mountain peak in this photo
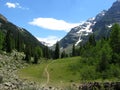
[59,0,120,49]
[117,0,120,2]
[112,0,120,7]
[95,10,107,21]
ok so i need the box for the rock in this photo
[103,82,110,89]
[115,82,120,90]
[4,82,12,87]
[77,82,120,90]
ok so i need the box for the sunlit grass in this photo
[18,57,81,86]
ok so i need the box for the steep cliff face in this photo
[93,0,120,39]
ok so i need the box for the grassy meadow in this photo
[18,56,120,87]
[18,57,81,86]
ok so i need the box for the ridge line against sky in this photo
[0,0,116,46]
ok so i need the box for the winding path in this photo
[45,64,49,85]
[44,61,54,85]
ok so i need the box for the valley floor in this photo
[1,53,120,90]
[18,57,81,86]
[18,56,120,90]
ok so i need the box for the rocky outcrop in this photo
[0,52,41,90]
[71,82,120,90]
[0,52,66,90]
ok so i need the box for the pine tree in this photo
[88,34,96,46]
[97,41,112,72]
[34,53,39,64]
[44,46,50,59]
[5,30,12,52]
[79,44,83,56]
[110,23,120,53]
[24,44,31,63]
[97,49,109,72]
[35,46,43,58]
[33,46,43,63]
[61,50,66,58]
[72,44,75,56]
[110,23,120,63]
[0,31,4,50]
[17,31,21,52]
[54,41,60,59]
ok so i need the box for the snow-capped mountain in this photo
[59,10,106,48]
[40,41,51,47]
[59,0,120,49]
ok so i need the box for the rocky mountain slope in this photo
[59,17,96,48]
[0,52,41,90]
[93,0,120,39]
[59,0,120,49]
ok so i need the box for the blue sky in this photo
[0,0,116,46]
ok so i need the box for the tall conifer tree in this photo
[54,41,60,59]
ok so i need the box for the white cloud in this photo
[5,2,16,8]
[37,36,62,46]
[29,18,81,32]
[5,2,29,10]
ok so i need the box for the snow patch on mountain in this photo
[75,18,96,46]
[75,34,82,46]
[107,24,113,28]
[41,41,51,46]
[75,10,107,46]
[95,10,107,21]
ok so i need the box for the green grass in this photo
[17,56,120,87]
[48,57,81,85]
[18,57,81,86]
[18,60,49,83]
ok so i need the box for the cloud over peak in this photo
[29,18,81,32]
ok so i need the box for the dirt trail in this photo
[44,61,54,85]
[45,64,49,85]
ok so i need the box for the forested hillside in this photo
[70,23,120,80]
[0,14,54,63]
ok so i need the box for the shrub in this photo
[80,66,98,81]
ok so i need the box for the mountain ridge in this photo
[59,0,120,49]
[59,10,106,49]
[0,13,45,51]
